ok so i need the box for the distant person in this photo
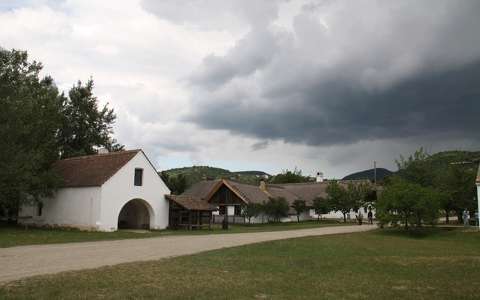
[463,209,470,227]
[356,211,363,225]
[475,211,479,227]
[367,210,373,224]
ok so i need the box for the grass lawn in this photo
[1,228,479,299]
[0,220,345,248]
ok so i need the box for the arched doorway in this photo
[118,199,152,230]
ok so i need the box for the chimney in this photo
[97,148,109,154]
[316,172,324,183]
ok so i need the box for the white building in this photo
[19,149,170,231]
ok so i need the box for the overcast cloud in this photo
[1,0,479,178]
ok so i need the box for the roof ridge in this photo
[59,149,141,161]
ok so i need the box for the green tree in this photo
[326,181,351,223]
[159,172,187,195]
[270,168,311,184]
[264,197,289,222]
[291,199,307,222]
[241,202,262,224]
[376,178,441,230]
[58,79,123,158]
[396,148,478,223]
[435,164,476,223]
[396,147,433,187]
[0,49,63,219]
[312,197,330,221]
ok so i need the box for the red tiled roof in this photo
[53,150,140,187]
[165,195,218,211]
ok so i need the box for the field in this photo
[1,228,479,299]
[0,220,344,248]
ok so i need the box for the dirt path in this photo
[0,225,375,283]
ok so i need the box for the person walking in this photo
[367,209,373,224]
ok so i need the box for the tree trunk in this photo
[297,214,300,222]
[445,210,449,224]
[343,213,347,223]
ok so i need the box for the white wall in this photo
[311,207,376,221]
[100,152,170,231]
[18,187,101,230]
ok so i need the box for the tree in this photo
[396,148,478,223]
[434,164,476,224]
[376,178,441,230]
[312,197,330,221]
[291,199,307,222]
[58,79,123,158]
[396,147,433,187]
[264,197,289,222]
[326,182,350,223]
[242,202,262,224]
[270,168,311,184]
[159,172,187,195]
[0,49,63,219]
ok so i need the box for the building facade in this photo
[19,150,170,231]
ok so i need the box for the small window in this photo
[134,168,143,186]
[37,202,43,216]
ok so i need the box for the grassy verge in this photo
[1,228,479,299]
[0,220,346,248]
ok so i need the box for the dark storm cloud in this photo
[251,140,269,151]
[184,0,480,147]
[189,62,480,145]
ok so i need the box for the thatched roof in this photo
[165,195,218,211]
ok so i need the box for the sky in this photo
[1,0,479,178]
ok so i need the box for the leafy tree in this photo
[396,148,478,223]
[0,49,63,219]
[376,178,442,230]
[58,79,123,158]
[270,168,311,184]
[326,182,350,223]
[242,202,262,224]
[159,172,187,195]
[312,197,330,221]
[396,147,433,187]
[435,164,476,223]
[264,197,289,222]
[291,199,307,222]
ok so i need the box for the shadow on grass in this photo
[374,226,461,239]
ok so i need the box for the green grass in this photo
[0,220,344,248]
[1,228,479,299]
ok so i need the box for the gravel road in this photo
[0,224,375,283]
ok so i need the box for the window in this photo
[134,168,143,186]
[37,202,43,216]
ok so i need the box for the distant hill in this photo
[426,150,480,167]
[342,168,393,181]
[160,166,271,187]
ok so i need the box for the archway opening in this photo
[118,199,151,230]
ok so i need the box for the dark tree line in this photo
[0,48,123,220]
